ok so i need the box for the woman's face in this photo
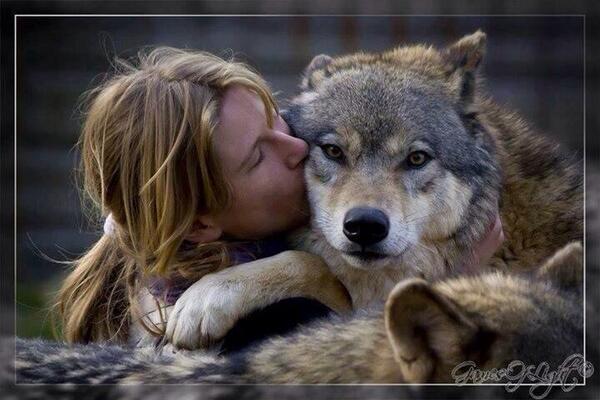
[209,86,310,240]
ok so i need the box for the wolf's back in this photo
[13,338,233,384]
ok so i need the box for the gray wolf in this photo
[163,30,582,350]
[12,241,583,383]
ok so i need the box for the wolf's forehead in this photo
[316,69,452,150]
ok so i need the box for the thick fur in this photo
[162,31,582,348]
[12,241,583,384]
[282,30,582,307]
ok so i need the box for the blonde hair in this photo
[54,47,278,343]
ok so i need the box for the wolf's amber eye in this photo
[407,151,430,168]
[321,144,344,161]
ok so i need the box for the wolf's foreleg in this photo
[164,250,352,349]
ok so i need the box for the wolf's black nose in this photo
[343,207,389,246]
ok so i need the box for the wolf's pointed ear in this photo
[442,30,486,107]
[385,279,487,383]
[537,241,583,290]
[301,54,333,90]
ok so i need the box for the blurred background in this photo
[14,16,584,338]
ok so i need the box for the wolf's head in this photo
[385,241,583,383]
[285,31,501,273]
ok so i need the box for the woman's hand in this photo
[461,213,505,272]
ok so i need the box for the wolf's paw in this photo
[164,275,244,350]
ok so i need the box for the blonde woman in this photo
[56,47,502,349]
[56,47,340,345]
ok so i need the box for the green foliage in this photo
[17,282,58,340]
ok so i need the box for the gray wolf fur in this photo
[163,31,582,349]
[12,241,583,384]
[282,29,582,306]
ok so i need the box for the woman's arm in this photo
[129,287,173,348]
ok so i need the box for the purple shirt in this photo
[147,237,289,305]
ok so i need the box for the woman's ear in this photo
[185,215,223,243]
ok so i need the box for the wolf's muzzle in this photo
[343,207,390,246]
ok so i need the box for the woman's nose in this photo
[272,128,308,169]
[281,134,309,169]
[273,115,309,168]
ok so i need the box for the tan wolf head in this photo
[385,242,583,383]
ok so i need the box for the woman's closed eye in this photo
[250,148,264,170]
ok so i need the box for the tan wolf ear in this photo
[536,241,583,290]
[384,278,489,383]
[443,30,486,106]
[301,54,333,90]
